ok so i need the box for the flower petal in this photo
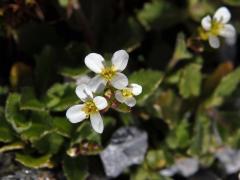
[115,90,125,103]
[201,15,212,31]
[93,96,108,110]
[66,104,87,123]
[110,72,128,90]
[219,24,236,38]
[130,83,142,96]
[111,50,129,71]
[84,53,105,73]
[90,112,104,133]
[214,7,231,23]
[75,84,93,102]
[88,75,107,93]
[125,97,136,107]
[209,35,220,48]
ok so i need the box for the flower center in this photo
[100,66,116,81]
[210,20,224,36]
[83,100,98,115]
[122,88,133,98]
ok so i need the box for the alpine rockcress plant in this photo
[66,50,142,133]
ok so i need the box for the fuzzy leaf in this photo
[179,64,202,98]
[205,67,240,107]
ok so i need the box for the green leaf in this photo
[63,156,88,180]
[166,119,190,149]
[46,83,79,111]
[67,121,103,156]
[223,0,240,6]
[146,149,168,169]
[113,103,131,113]
[59,67,89,78]
[179,64,202,98]
[52,117,73,138]
[168,33,192,69]
[33,133,64,154]
[131,165,171,180]
[20,112,53,142]
[137,0,164,30]
[59,0,68,7]
[0,142,24,153]
[71,121,101,145]
[213,68,240,98]
[205,67,240,107]
[15,153,53,169]
[0,86,8,95]
[5,93,31,133]
[129,69,163,105]
[0,110,16,143]
[188,113,216,156]
[20,87,45,111]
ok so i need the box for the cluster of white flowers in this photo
[66,50,142,133]
[200,6,236,48]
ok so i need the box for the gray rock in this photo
[216,147,240,174]
[1,169,65,180]
[100,127,148,178]
[160,158,199,177]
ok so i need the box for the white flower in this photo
[84,50,129,92]
[115,83,142,107]
[200,7,236,48]
[66,84,108,133]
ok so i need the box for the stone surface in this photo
[100,127,148,178]
[160,158,199,177]
[216,147,240,174]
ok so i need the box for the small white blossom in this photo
[84,50,129,92]
[115,83,142,107]
[66,84,108,133]
[200,7,236,48]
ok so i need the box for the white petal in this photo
[209,35,220,48]
[219,24,236,38]
[90,112,104,134]
[84,53,105,73]
[125,97,136,107]
[93,96,108,110]
[76,75,91,86]
[214,7,231,23]
[88,75,107,93]
[110,72,128,90]
[226,35,237,46]
[130,83,142,96]
[201,15,212,31]
[66,104,87,123]
[111,50,129,71]
[75,84,93,102]
[115,90,126,103]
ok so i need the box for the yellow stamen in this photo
[122,88,133,98]
[100,66,116,81]
[210,20,224,36]
[83,100,98,115]
[199,19,225,41]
